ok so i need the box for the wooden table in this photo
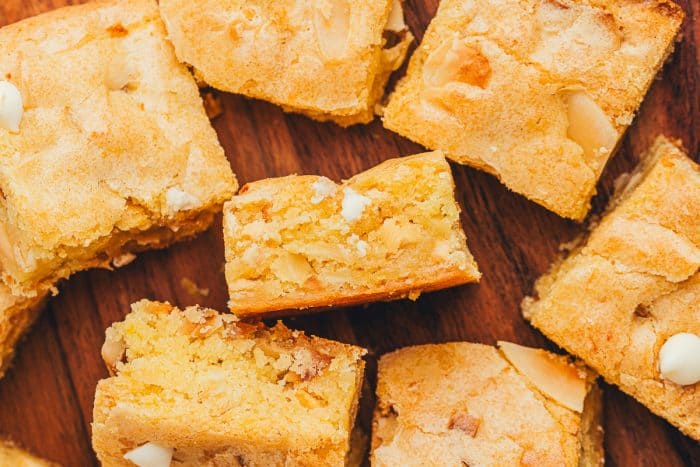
[0,1,698,465]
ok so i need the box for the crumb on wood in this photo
[181,277,210,298]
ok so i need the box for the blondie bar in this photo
[382,0,684,219]
[223,151,480,317]
[158,0,413,126]
[0,440,56,467]
[371,342,603,466]
[523,136,700,439]
[92,300,366,466]
[0,0,238,297]
[0,284,47,378]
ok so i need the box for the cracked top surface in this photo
[382,0,683,219]
[0,0,237,292]
[158,0,412,125]
[523,136,700,440]
[92,300,366,466]
[371,343,599,467]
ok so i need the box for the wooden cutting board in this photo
[0,0,698,465]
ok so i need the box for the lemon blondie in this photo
[92,300,366,466]
[371,342,603,466]
[0,0,237,298]
[224,151,480,317]
[523,136,700,440]
[0,440,56,467]
[382,0,684,219]
[158,0,413,126]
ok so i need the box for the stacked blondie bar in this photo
[0,0,696,465]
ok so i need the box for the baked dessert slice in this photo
[0,0,238,298]
[371,342,603,466]
[0,440,56,467]
[223,151,480,317]
[0,284,47,378]
[523,136,700,440]
[382,0,684,220]
[92,300,366,466]
[158,0,413,126]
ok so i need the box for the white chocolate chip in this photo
[348,234,368,257]
[165,187,200,214]
[0,81,23,133]
[123,442,173,467]
[659,333,700,386]
[341,188,371,222]
[310,177,336,204]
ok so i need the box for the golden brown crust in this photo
[0,0,237,296]
[523,136,700,440]
[0,439,57,467]
[0,284,48,379]
[92,300,366,466]
[382,0,684,219]
[370,342,601,467]
[224,152,480,318]
[159,0,413,126]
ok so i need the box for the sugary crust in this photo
[370,343,602,467]
[0,0,238,296]
[92,300,366,466]
[523,136,700,440]
[382,0,684,219]
[223,151,480,317]
[159,0,412,126]
[0,440,56,467]
[0,284,47,378]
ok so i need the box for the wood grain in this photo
[0,0,699,465]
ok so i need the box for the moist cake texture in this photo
[0,284,47,378]
[158,0,413,126]
[382,0,684,219]
[371,342,603,466]
[523,136,700,440]
[92,300,366,466]
[223,151,480,317]
[0,0,238,297]
[0,440,56,467]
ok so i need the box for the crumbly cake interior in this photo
[224,152,479,316]
[0,285,47,378]
[159,0,412,126]
[92,300,366,467]
[523,136,700,440]
[382,0,684,219]
[0,0,237,296]
[371,343,602,467]
[0,440,55,467]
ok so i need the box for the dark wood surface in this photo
[0,0,699,465]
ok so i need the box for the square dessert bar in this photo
[92,300,366,466]
[223,151,480,317]
[382,0,684,219]
[0,285,47,378]
[523,136,700,440]
[0,0,238,297]
[371,342,603,466]
[0,440,56,466]
[158,0,413,126]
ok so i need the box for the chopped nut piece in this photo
[448,411,480,437]
[499,341,587,412]
[101,331,126,375]
[423,40,491,89]
[270,252,314,285]
[564,90,617,167]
